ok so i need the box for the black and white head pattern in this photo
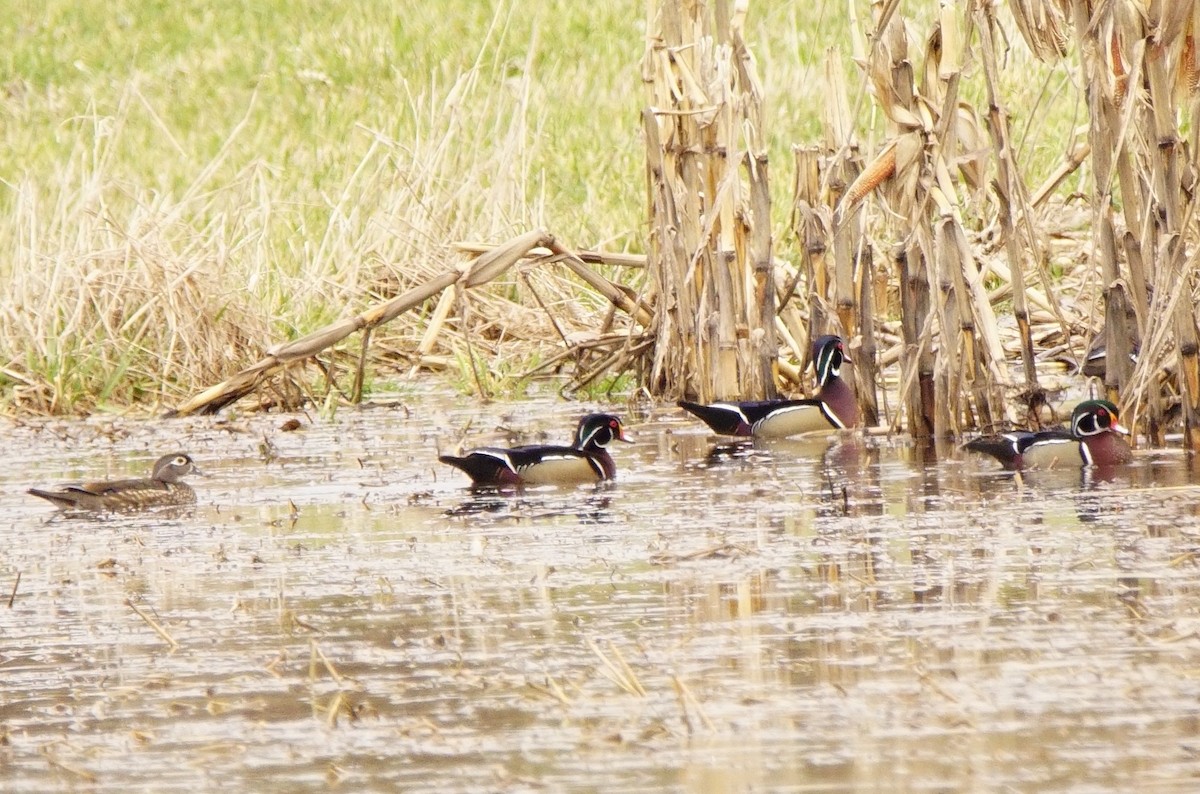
[812,336,846,388]
[1071,400,1123,438]
[574,414,626,450]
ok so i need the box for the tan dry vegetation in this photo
[1,30,628,414]
[2,147,269,412]
[6,0,1200,448]
[0,1,652,415]
[166,230,651,416]
[779,0,1200,444]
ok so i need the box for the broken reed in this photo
[170,231,649,416]
[799,1,1010,438]
[1060,0,1200,448]
[794,1,1200,447]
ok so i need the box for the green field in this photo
[0,1,1072,414]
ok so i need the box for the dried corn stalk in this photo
[643,0,776,402]
[1035,0,1200,447]
[829,4,1012,437]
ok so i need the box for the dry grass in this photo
[0,1,651,414]
[4,0,1192,440]
[0,53,597,411]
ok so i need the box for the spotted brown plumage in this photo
[677,335,859,438]
[964,399,1133,470]
[439,413,631,487]
[28,453,203,511]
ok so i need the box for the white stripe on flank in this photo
[1079,441,1093,465]
[526,453,575,463]
[517,452,602,484]
[751,402,836,436]
[818,402,844,430]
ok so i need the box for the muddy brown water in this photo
[3,387,1200,792]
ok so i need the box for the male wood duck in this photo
[964,399,1133,470]
[28,452,203,511]
[677,335,859,438]
[439,413,631,487]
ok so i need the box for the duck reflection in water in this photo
[695,434,877,518]
[697,434,860,469]
[813,436,877,518]
[702,438,780,467]
[444,490,615,525]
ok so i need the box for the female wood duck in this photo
[1079,337,1139,378]
[439,413,631,487]
[964,399,1133,470]
[28,452,203,511]
[677,335,859,438]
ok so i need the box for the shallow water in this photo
[3,388,1200,792]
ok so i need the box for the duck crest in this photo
[575,413,625,450]
[1072,399,1122,437]
[812,335,846,388]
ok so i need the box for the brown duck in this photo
[28,452,203,511]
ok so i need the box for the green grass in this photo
[0,0,1079,414]
[1,0,652,238]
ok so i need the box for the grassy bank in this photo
[0,1,1071,415]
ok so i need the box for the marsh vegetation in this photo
[6,3,1200,788]
[8,0,1188,443]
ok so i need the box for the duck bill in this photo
[616,429,634,443]
[1113,421,1131,436]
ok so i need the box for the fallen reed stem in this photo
[126,599,180,650]
[586,637,645,697]
[39,746,98,784]
[310,640,346,686]
[671,674,715,734]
